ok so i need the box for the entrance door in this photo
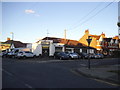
[42,46,49,57]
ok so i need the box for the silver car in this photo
[17,51,36,59]
[67,53,79,59]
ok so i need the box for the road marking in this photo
[2,68,33,88]
[70,69,120,87]
[93,78,120,87]
[70,69,82,77]
[2,69,13,77]
[23,83,33,88]
[80,64,87,66]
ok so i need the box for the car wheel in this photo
[23,56,26,59]
[12,56,15,58]
[54,56,56,59]
[60,57,62,60]
[33,55,36,58]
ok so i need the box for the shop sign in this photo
[41,41,50,45]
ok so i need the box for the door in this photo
[42,46,49,57]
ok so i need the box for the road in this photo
[2,57,119,88]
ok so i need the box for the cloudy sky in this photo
[1,1,118,43]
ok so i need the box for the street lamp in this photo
[10,32,14,40]
[10,32,14,49]
[86,36,92,69]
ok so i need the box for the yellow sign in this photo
[0,43,11,50]
[42,46,49,48]
[41,41,50,45]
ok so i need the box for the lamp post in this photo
[10,32,14,40]
[86,36,92,69]
[10,32,14,49]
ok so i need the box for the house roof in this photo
[113,36,119,40]
[103,38,112,42]
[4,40,27,48]
[42,37,95,49]
[89,35,101,40]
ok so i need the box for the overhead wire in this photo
[67,1,104,31]
[66,0,116,40]
[68,0,116,31]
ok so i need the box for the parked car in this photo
[95,53,104,59]
[7,49,19,58]
[54,52,69,60]
[1,50,8,58]
[99,53,104,59]
[54,52,60,58]
[0,51,2,57]
[7,51,16,58]
[79,53,89,59]
[16,51,36,59]
[89,53,96,59]
[66,52,80,59]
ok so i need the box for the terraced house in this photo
[79,30,119,56]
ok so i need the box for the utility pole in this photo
[10,32,14,49]
[63,29,67,52]
[64,29,66,40]
[10,32,14,40]
[46,29,49,40]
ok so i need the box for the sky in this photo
[1,1,118,43]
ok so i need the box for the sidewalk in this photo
[75,64,120,85]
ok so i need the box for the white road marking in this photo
[93,78,120,87]
[2,68,33,88]
[80,64,87,66]
[71,69,120,87]
[2,69,13,76]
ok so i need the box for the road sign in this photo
[86,39,92,45]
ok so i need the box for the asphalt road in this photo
[2,57,120,88]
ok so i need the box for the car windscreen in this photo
[25,51,32,53]
[71,53,78,55]
[82,53,87,55]
[60,53,67,56]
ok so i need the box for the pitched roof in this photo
[4,40,27,48]
[42,37,95,49]
[89,35,101,40]
[113,36,119,40]
[103,38,112,42]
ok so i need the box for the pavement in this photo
[74,64,120,86]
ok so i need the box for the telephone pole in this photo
[64,29,66,40]
[46,29,49,40]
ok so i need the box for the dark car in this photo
[54,52,69,60]
[65,52,80,59]
[2,51,8,58]
[79,52,89,59]
[89,53,96,59]
[95,53,104,59]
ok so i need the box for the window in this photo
[80,49,82,53]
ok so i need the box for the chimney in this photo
[101,32,105,37]
[7,37,11,41]
[85,29,89,35]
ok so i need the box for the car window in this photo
[24,51,32,54]
[19,52,23,54]
[15,50,19,53]
[25,51,30,53]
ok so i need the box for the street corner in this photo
[71,65,120,86]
